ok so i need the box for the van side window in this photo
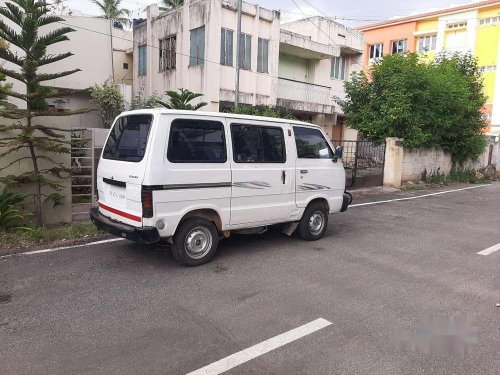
[167,119,226,163]
[293,126,333,159]
[231,124,286,163]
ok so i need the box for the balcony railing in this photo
[277,78,331,106]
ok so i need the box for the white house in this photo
[133,0,363,140]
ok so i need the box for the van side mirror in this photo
[333,146,343,161]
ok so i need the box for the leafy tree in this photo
[0,0,82,226]
[157,88,207,110]
[226,104,296,120]
[337,52,486,163]
[90,78,124,127]
[92,0,131,27]
[0,39,12,109]
[128,94,163,110]
[160,0,184,12]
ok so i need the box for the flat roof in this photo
[357,0,500,31]
[119,109,321,128]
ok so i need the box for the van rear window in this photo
[103,115,152,162]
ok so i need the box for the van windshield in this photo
[103,115,153,162]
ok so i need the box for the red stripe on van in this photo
[99,202,142,222]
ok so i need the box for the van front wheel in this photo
[298,202,328,241]
[172,218,219,266]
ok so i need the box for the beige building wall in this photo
[134,0,280,111]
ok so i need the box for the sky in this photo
[65,0,482,27]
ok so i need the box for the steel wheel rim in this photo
[309,211,325,235]
[184,226,212,259]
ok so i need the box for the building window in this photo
[480,16,500,25]
[479,65,497,72]
[220,28,233,66]
[239,33,251,70]
[167,119,226,163]
[231,124,286,163]
[138,45,147,76]
[417,35,437,52]
[369,43,383,62]
[392,39,407,54]
[189,26,205,66]
[123,63,128,70]
[331,55,347,80]
[159,35,176,71]
[446,22,467,29]
[257,38,269,73]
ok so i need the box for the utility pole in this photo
[235,0,242,108]
[109,19,115,81]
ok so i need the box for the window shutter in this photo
[227,30,233,66]
[198,26,205,65]
[220,29,225,65]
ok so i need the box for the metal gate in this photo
[71,128,109,221]
[332,139,386,189]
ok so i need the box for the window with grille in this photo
[417,35,437,52]
[159,35,176,71]
[331,55,347,80]
[369,43,383,63]
[392,39,407,54]
[220,28,233,66]
[189,26,205,66]
[257,38,269,73]
[138,45,147,76]
[239,33,252,71]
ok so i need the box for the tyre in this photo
[172,218,219,266]
[298,202,328,241]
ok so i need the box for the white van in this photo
[90,109,350,266]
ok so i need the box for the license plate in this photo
[106,186,126,207]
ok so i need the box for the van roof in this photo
[118,109,322,128]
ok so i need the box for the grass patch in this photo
[0,221,104,249]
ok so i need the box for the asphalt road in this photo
[1,183,499,375]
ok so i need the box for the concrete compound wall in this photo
[384,136,500,187]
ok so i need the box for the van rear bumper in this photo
[90,207,160,244]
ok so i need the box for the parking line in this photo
[350,184,491,208]
[0,238,125,260]
[186,318,332,375]
[477,243,500,256]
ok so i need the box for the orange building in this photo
[357,0,500,135]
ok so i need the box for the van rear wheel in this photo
[172,218,219,266]
[298,202,328,241]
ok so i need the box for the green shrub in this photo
[0,188,30,229]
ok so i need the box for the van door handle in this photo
[300,170,308,174]
[282,170,286,184]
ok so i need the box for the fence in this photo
[71,128,108,220]
[332,139,386,189]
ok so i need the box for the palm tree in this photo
[160,0,184,12]
[91,0,131,27]
[91,0,131,79]
[157,89,207,110]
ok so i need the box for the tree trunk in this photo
[26,109,43,227]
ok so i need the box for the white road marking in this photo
[1,184,493,261]
[477,243,500,256]
[0,238,125,260]
[350,184,491,208]
[186,318,332,375]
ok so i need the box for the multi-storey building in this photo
[357,0,500,135]
[133,0,363,140]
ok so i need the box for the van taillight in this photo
[141,190,153,218]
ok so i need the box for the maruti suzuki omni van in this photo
[90,109,350,266]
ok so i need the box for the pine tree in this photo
[0,0,82,226]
